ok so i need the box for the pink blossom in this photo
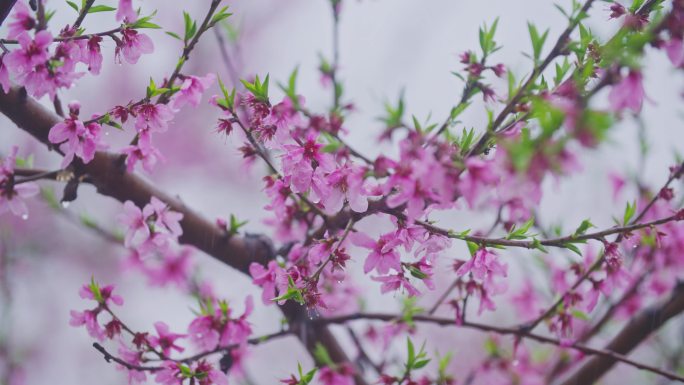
[349,232,402,274]
[117,345,147,384]
[609,172,626,200]
[308,237,337,265]
[118,201,151,247]
[54,36,83,74]
[266,98,299,137]
[116,0,137,22]
[116,28,154,65]
[154,362,183,385]
[147,197,183,238]
[372,273,421,296]
[318,364,354,385]
[148,322,185,357]
[249,260,282,304]
[133,103,174,133]
[84,36,103,75]
[69,309,105,341]
[608,70,645,113]
[171,73,216,109]
[48,117,84,165]
[456,248,508,282]
[194,361,229,385]
[0,55,10,93]
[0,146,39,218]
[460,158,499,208]
[414,234,451,260]
[7,2,35,39]
[188,315,220,351]
[383,136,456,221]
[602,242,630,291]
[148,247,192,287]
[0,179,38,218]
[321,163,368,213]
[608,3,627,19]
[263,175,292,220]
[664,38,684,67]
[221,296,254,345]
[281,133,335,194]
[511,281,542,319]
[5,31,52,76]
[121,135,164,173]
[79,283,124,306]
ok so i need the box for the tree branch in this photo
[314,299,684,384]
[559,282,684,385]
[0,86,365,385]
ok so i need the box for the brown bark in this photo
[559,283,684,385]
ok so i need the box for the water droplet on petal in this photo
[61,201,70,208]
[21,213,29,220]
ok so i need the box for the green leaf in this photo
[413,359,430,369]
[216,76,236,110]
[166,31,182,40]
[466,241,479,257]
[408,265,428,280]
[407,337,416,366]
[130,12,162,29]
[380,91,405,129]
[66,0,79,12]
[179,364,193,378]
[89,277,103,303]
[563,242,583,256]
[629,0,646,13]
[506,217,536,240]
[40,187,61,210]
[210,6,233,25]
[623,201,637,225]
[183,11,197,41]
[484,337,498,356]
[240,74,270,103]
[531,238,548,253]
[438,352,453,375]
[573,219,595,237]
[449,102,470,121]
[88,5,116,13]
[80,213,98,229]
[321,131,342,153]
[571,309,590,321]
[478,18,500,55]
[229,214,248,235]
[527,22,549,64]
[278,67,299,106]
[314,343,334,366]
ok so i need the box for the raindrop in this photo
[21,213,29,220]
[512,360,520,367]
[61,201,70,208]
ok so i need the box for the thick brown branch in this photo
[559,282,684,385]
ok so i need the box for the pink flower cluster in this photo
[0,146,39,218]
[1,1,157,100]
[70,277,238,385]
[118,197,194,289]
[48,101,107,167]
